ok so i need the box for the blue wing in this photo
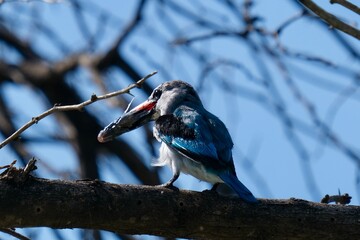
[155,105,233,171]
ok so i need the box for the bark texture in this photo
[0,168,359,239]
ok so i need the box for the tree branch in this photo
[298,0,360,40]
[0,24,41,60]
[0,71,157,149]
[0,170,359,239]
[330,0,360,15]
[0,228,30,240]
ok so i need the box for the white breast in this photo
[152,142,223,184]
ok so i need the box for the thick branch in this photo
[0,25,41,60]
[0,175,359,239]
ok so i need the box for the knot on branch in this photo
[0,158,37,183]
[321,193,352,205]
[32,117,39,124]
[90,94,98,102]
[134,70,157,89]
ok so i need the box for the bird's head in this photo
[97,80,202,143]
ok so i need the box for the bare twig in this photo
[0,228,30,240]
[298,0,360,40]
[330,0,360,15]
[23,158,37,176]
[0,71,157,150]
[0,158,37,181]
[0,160,16,170]
[275,10,308,35]
[113,0,146,48]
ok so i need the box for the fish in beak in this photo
[97,99,157,143]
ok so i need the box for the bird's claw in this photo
[157,183,179,191]
[210,182,220,192]
[202,183,220,194]
[202,189,217,194]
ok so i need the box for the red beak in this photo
[98,100,157,143]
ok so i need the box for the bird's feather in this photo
[218,172,258,203]
[155,106,233,172]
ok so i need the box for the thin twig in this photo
[0,228,30,240]
[330,0,360,15]
[298,0,360,40]
[275,10,308,35]
[23,158,37,176]
[0,71,157,150]
[0,160,16,170]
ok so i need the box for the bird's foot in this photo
[202,183,220,194]
[156,172,180,191]
[156,182,179,191]
[210,182,220,192]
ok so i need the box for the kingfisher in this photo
[98,80,258,203]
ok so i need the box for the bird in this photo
[98,80,258,203]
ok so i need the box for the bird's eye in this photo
[152,89,162,99]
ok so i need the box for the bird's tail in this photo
[219,172,258,203]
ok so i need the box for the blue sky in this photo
[0,0,359,239]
